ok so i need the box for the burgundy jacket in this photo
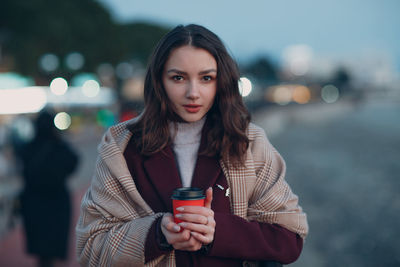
[123,130,303,266]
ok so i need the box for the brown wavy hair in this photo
[128,24,251,164]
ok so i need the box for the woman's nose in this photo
[186,81,200,99]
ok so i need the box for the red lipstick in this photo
[183,104,202,113]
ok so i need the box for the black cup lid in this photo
[171,187,205,200]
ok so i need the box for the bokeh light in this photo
[273,86,292,105]
[82,80,100,97]
[0,87,47,114]
[122,78,144,100]
[321,84,340,103]
[283,44,313,76]
[97,63,115,77]
[0,72,34,89]
[70,73,98,87]
[115,62,134,80]
[65,52,85,71]
[39,53,59,73]
[50,77,68,95]
[239,77,252,97]
[293,85,311,104]
[96,109,115,128]
[54,112,72,130]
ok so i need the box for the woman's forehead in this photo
[164,45,217,71]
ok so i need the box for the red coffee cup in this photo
[171,187,205,224]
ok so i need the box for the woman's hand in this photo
[160,187,215,251]
[161,213,203,251]
[175,187,215,245]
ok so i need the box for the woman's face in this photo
[162,45,217,122]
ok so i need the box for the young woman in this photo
[76,24,308,267]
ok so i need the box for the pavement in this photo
[254,100,400,267]
[0,187,88,267]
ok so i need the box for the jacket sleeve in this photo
[208,213,303,264]
[144,216,173,263]
[75,157,164,266]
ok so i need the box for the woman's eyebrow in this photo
[199,69,217,75]
[166,69,186,74]
[166,68,217,75]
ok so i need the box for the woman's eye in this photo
[172,75,184,81]
[202,76,213,81]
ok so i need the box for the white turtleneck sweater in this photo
[168,117,206,187]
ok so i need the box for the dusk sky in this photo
[98,0,400,72]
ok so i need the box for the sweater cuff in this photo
[144,216,172,263]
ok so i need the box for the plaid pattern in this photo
[76,120,308,266]
[221,124,308,238]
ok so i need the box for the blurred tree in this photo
[242,56,278,83]
[332,67,352,94]
[118,22,171,65]
[0,0,169,84]
[333,67,350,86]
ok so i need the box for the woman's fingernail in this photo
[175,214,182,218]
[176,207,184,211]
[178,222,187,227]
[173,225,180,232]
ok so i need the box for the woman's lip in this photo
[183,104,202,108]
[183,104,202,113]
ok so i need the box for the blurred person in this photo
[76,24,308,266]
[0,146,8,179]
[0,125,9,181]
[19,109,79,267]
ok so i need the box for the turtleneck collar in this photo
[168,116,206,145]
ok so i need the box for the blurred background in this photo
[0,0,399,266]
